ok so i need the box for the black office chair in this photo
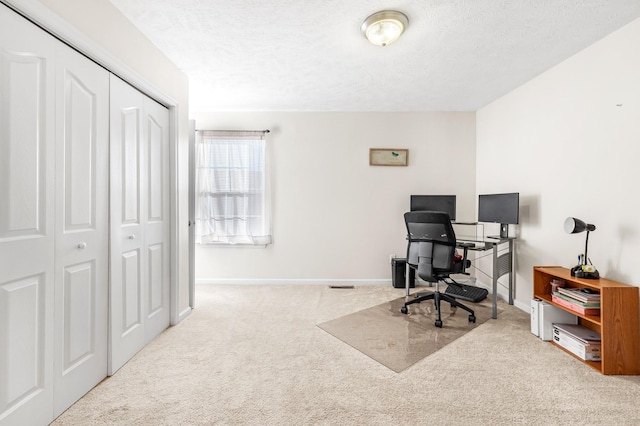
[400,211,476,328]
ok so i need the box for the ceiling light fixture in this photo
[361,10,409,47]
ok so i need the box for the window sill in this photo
[197,243,268,249]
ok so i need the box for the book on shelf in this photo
[557,287,600,303]
[552,292,601,308]
[551,294,600,315]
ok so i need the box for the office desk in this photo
[466,237,515,319]
[405,237,516,319]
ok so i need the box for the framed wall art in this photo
[369,148,409,166]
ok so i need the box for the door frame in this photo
[1,0,186,325]
[188,120,196,309]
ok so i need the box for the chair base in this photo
[400,289,476,328]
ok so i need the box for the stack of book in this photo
[552,323,601,361]
[551,287,600,315]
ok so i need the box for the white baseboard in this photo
[512,299,529,313]
[475,279,528,313]
[195,278,529,313]
[196,278,391,286]
[177,306,192,323]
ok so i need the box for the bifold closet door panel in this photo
[0,4,57,425]
[109,75,171,375]
[109,75,146,374]
[52,41,110,418]
[142,96,171,344]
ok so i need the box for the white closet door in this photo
[52,42,109,417]
[109,75,146,374]
[0,5,56,425]
[109,75,170,374]
[142,96,171,343]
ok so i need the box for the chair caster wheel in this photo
[435,320,443,328]
[400,306,408,314]
[469,315,476,323]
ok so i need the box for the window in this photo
[195,130,271,246]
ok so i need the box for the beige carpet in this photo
[51,284,640,425]
[318,294,493,372]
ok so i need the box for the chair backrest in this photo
[404,211,458,282]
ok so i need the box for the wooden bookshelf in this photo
[533,266,640,375]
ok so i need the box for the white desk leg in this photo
[509,239,515,305]
[492,244,498,319]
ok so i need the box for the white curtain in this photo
[195,130,272,245]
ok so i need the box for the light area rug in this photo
[318,293,494,372]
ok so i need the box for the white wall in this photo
[192,112,476,283]
[477,17,640,309]
[15,0,192,319]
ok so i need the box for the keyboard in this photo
[444,283,488,303]
[457,241,483,250]
[456,240,477,247]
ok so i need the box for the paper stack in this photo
[552,323,601,361]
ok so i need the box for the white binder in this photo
[530,299,541,336]
[539,302,578,341]
[531,299,578,341]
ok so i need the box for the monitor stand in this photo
[500,223,509,238]
[488,224,509,240]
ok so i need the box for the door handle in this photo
[128,234,136,240]
[77,242,87,249]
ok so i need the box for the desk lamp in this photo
[564,217,600,279]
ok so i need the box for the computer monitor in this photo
[478,192,519,238]
[410,195,456,221]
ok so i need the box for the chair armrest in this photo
[455,243,473,274]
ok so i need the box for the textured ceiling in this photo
[109,0,640,112]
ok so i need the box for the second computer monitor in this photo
[410,195,456,221]
[478,192,519,238]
